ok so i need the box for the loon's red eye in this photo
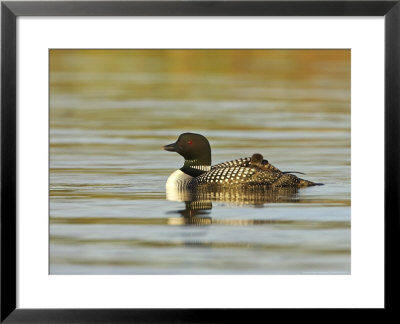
[187,141,192,145]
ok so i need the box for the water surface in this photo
[50,50,350,274]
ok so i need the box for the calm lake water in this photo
[49,50,351,274]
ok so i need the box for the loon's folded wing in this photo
[191,165,257,185]
[190,165,284,186]
[190,165,319,188]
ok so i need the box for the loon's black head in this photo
[164,133,211,174]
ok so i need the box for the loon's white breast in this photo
[166,169,193,190]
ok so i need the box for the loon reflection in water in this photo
[166,186,299,225]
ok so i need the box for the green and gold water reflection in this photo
[50,50,350,274]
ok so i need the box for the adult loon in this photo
[164,133,322,189]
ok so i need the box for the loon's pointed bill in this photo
[163,142,177,152]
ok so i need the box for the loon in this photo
[164,133,322,189]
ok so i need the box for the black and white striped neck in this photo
[181,160,211,177]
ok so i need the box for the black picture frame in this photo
[1,0,399,322]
